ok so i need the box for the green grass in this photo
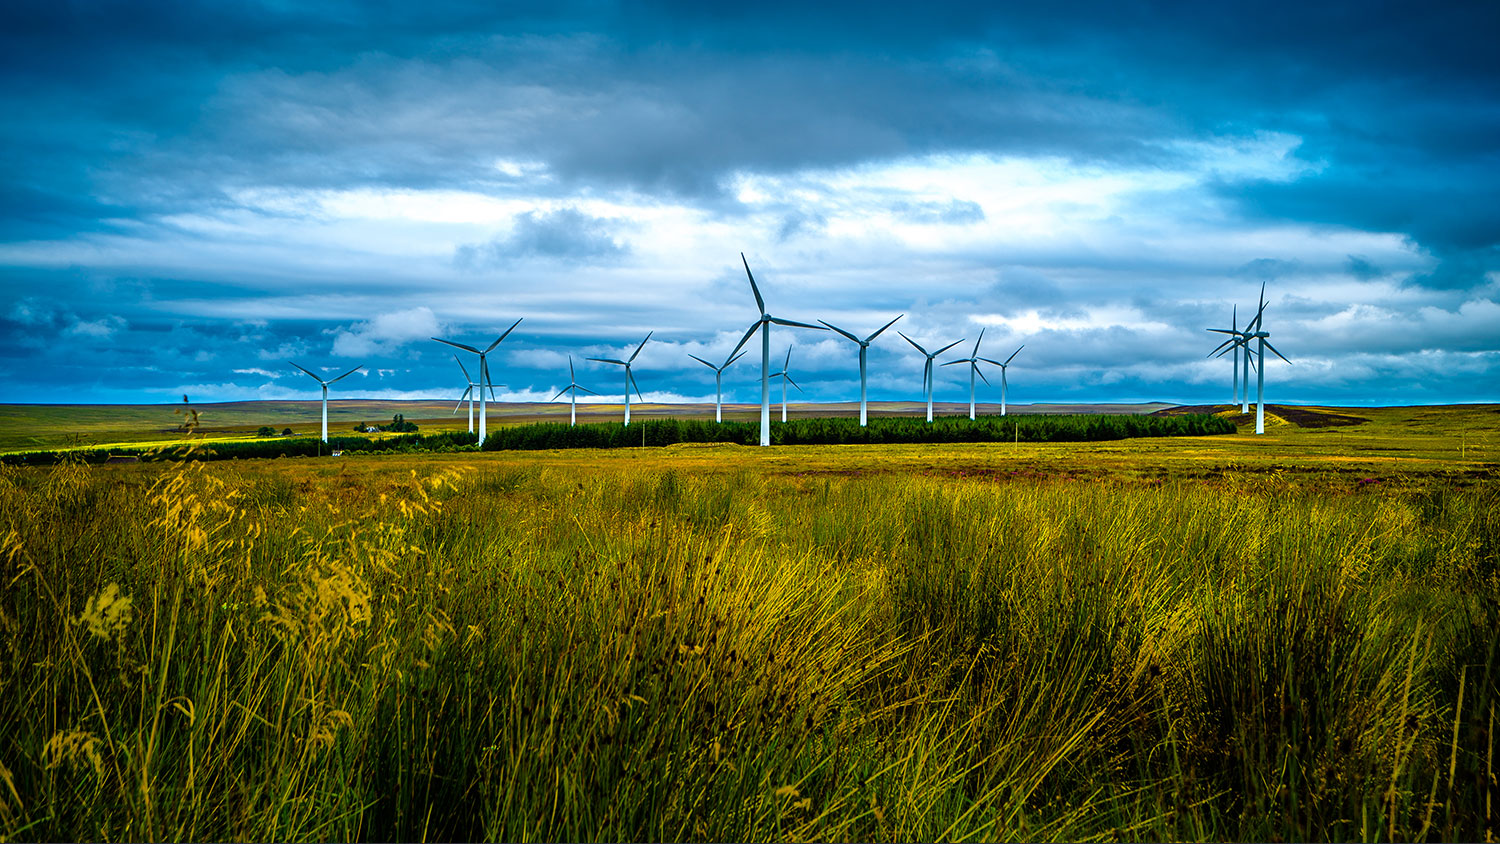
[1,423,1497,840]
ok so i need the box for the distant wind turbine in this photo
[589,332,652,426]
[819,314,902,426]
[769,345,803,423]
[1207,304,1254,412]
[988,345,1024,416]
[726,253,828,446]
[899,332,964,422]
[688,348,747,423]
[288,361,363,443]
[433,317,522,446]
[1243,284,1291,435]
[450,354,482,433]
[550,355,597,427]
[939,327,1004,420]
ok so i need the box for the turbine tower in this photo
[898,332,964,422]
[433,317,522,446]
[1244,285,1291,435]
[939,328,1003,420]
[550,355,597,427]
[819,314,902,426]
[289,361,363,443]
[769,345,803,422]
[450,354,484,433]
[726,253,828,447]
[688,348,747,423]
[589,332,652,426]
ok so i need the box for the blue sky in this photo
[2,1,1496,407]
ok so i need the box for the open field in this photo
[0,406,1497,840]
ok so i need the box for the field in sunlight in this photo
[0,404,1496,840]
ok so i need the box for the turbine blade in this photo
[783,345,792,369]
[972,327,985,357]
[628,368,643,401]
[727,321,761,360]
[485,317,523,353]
[899,331,929,355]
[769,317,827,330]
[976,364,991,386]
[288,361,322,382]
[689,353,716,369]
[433,337,480,354]
[978,357,1004,366]
[725,349,747,369]
[453,354,472,381]
[577,385,599,395]
[866,314,903,342]
[1207,337,1236,356]
[1004,345,1024,365]
[550,386,569,401]
[588,357,627,366]
[1263,340,1292,364]
[628,331,653,362]
[741,252,766,314]
[483,358,498,400]
[940,359,966,367]
[328,365,363,384]
[1206,328,1240,335]
[786,374,803,393]
[818,320,861,343]
[935,339,965,355]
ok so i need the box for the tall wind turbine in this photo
[1244,284,1291,435]
[898,332,964,422]
[433,317,522,446]
[726,253,828,447]
[986,345,1024,416]
[450,354,482,433]
[819,314,902,426]
[939,328,1004,420]
[589,332,652,426]
[688,349,747,423]
[769,345,803,422]
[551,355,597,427]
[289,361,363,443]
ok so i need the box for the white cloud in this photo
[330,306,442,357]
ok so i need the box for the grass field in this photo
[0,405,1497,840]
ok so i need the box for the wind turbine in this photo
[1206,304,1254,411]
[288,361,363,443]
[450,354,482,433]
[1243,284,1291,435]
[940,328,1005,420]
[589,332,652,426]
[688,348,747,423]
[819,314,902,426]
[433,317,522,446]
[987,345,1024,416]
[550,355,597,427]
[726,253,828,447]
[769,345,803,422]
[898,332,964,422]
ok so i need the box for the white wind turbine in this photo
[1243,284,1292,435]
[433,317,522,446]
[288,361,363,443]
[551,355,597,427]
[589,332,652,426]
[898,332,964,422]
[1206,304,1255,412]
[688,348,747,423]
[726,253,828,447]
[819,314,902,426]
[988,345,1024,416]
[939,327,1006,420]
[769,345,804,423]
[450,354,484,433]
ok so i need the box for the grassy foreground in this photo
[0,439,1497,841]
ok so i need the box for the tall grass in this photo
[0,457,1494,840]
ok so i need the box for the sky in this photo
[2,0,1497,408]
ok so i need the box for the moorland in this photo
[0,402,1496,841]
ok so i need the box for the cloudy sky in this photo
[2,1,1496,407]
